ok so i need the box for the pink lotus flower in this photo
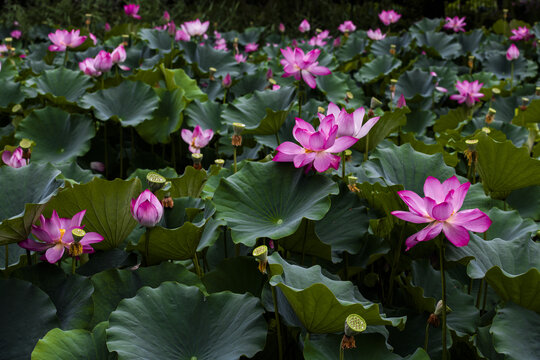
[214,37,227,50]
[18,210,104,263]
[222,73,232,88]
[379,10,401,26]
[90,161,105,172]
[181,19,209,37]
[48,29,87,52]
[2,147,27,168]
[443,16,466,32]
[0,44,7,53]
[450,80,484,107]
[10,30,21,39]
[105,23,111,32]
[79,58,101,77]
[235,53,247,63]
[245,43,259,52]
[280,47,331,89]
[272,84,281,90]
[93,50,112,72]
[279,23,285,33]
[89,33,98,45]
[506,43,520,60]
[333,38,341,47]
[436,86,448,93]
[510,26,532,41]
[338,21,356,33]
[111,44,130,70]
[367,28,386,40]
[308,30,330,47]
[397,93,407,108]
[175,29,191,42]
[391,176,491,250]
[299,19,310,33]
[320,102,379,139]
[273,115,358,172]
[163,11,170,22]
[124,4,141,20]
[181,125,214,153]
[130,190,164,227]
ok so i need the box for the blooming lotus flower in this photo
[2,147,27,168]
[245,43,259,52]
[367,28,386,40]
[175,29,191,42]
[235,53,247,63]
[273,115,358,172]
[89,33,97,45]
[18,210,104,263]
[280,47,331,89]
[130,190,164,227]
[93,50,112,72]
[510,26,532,41]
[397,93,407,108]
[181,125,214,153]
[338,21,356,33]
[181,19,209,37]
[48,29,87,52]
[10,30,21,39]
[506,43,520,60]
[299,19,310,33]
[320,102,379,139]
[450,80,484,107]
[279,23,285,33]
[379,10,401,26]
[308,30,330,47]
[124,4,141,20]
[214,37,227,50]
[0,44,7,53]
[391,176,491,250]
[79,58,101,77]
[443,16,466,32]
[111,44,130,70]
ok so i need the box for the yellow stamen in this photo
[58,228,66,241]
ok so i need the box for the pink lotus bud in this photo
[279,23,285,33]
[163,11,170,22]
[222,73,232,88]
[124,4,141,20]
[2,147,27,168]
[272,84,281,91]
[167,21,176,36]
[506,43,520,61]
[94,50,112,72]
[266,68,273,79]
[397,94,407,108]
[130,190,164,227]
[10,30,21,39]
[105,23,111,32]
[89,33,98,45]
[299,19,310,33]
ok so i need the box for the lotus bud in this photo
[222,73,231,88]
[252,245,268,274]
[69,228,86,257]
[389,44,396,55]
[130,189,164,228]
[232,122,246,147]
[279,23,285,33]
[397,93,407,108]
[434,299,452,316]
[266,68,273,80]
[485,108,496,124]
[192,153,203,170]
[340,314,366,349]
[122,34,129,47]
[468,55,474,69]
[464,139,478,166]
[214,159,225,168]
[209,67,217,81]
[146,172,167,193]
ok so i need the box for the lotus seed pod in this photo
[344,314,366,336]
[147,172,167,193]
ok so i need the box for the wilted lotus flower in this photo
[93,50,112,72]
[48,29,87,52]
[443,16,466,32]
[10,30,21,39]
[124,4,141,20]
[506,43,520,60]
[338,21,356,33]
[450,80,484,107]
[510,26,532,41]
[280,47,331,89]
[391,176,491,250]
[379,10,401,26]
[321,102,379,139]
[181,125,214,153]
[18,210,104,263]
[181,19,209,37]
[367,28,386,40]
[235,53,247,63]
[299,19,310,33]
[130,190,164,227]
[79,58,101,76]
[2,147,27,168]
[245,43,259,52]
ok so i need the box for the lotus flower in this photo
[111,44,130,70]
[443,16,466,32]
[79,58,101,76]
[124,4,141,20]
[379,10,401,26]
[506,43,520,60]
[299,19,310,33]
[280,47,331,89]
[48,29,87,52]
[10,30,21,39]
[18,210,104,263]
[214,37,227,50]
[397,93,407,108]
[338,21,356,33]
[510,26,532,41]
[0,44,7,53]
[449,80,484,107]
[273,115,358,172]
[320,102,379,139]
[175,29,191,42]
[367,28,386,40]
[222,73,232,88]
[279,23,285,33]
[181,125,214,153]
[391,176,491,250]
[163,11,170,21]
[89,33,98,45]
[181,19,209,37]
[93,50,112,72]
[235,53,247,63]
[308,30,330,47]
[105,23,111,32]
[245,43,259,52]
[2,147,27,168]
[130,190,164,227]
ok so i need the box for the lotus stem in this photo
[468,278,473,295]
[63,50,69,67]
[26,249,32,266]
[341,152,346,180]
[271,285,284,360]
[423,322,430,352]
[130,127,135,164]
[171,138,176,170]
[233,147,237,173]
[4,245,8,270]
[510,62,514,90]
[476,278,484,308]
[104,122,109,178]
[481,279,488,313]
[223,88,228,104]
[119,124,124,178]
[297,82,302,118]
[301,221,308,266]
[388,225,405,305]
[364,133,369,161]
[343,251,349,280]
[193,252,202,278]
[145,227,151,266]
[439,240,448,360]
[275,132,280,147]
[71,256,76,275]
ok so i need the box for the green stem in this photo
[510,62,514,90]
[223,88,228,104]
[233,146,237,173]
[301,221,308,266]
[297,83,302,118]
[476,278,484,308]
[26,249,32,266]
[63,50,69,67]
[171,136,176,170]
[275,132,281,147]
[270,285,284,360]
[424,322,430,352]
[364,133,369,161]
[4,244,8,270]
[71,256,76,275]
[104,122,109,178]
[341,151,346,180]
[439,240,448,360]
[193,252,202,277]
[481,280,488,313]
[145,227,151,266]
[119,125,123,178]
[388,225,405,305]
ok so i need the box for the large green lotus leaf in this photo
[0,163,63,246]
[410,17,442,33]
[231,69,268,98]
[107,283,267,360]
[221,86,295,135]
[181,42,240,77]
[362,143,456,195]
[395,69,435,100]
[507,186,540,221]
[126,167,178,190]
[90,262,202,326]
[0,60,18,81]
[433,107,469,133]
[512,98,540,126]
[267,252,405,333]
[459,29,484,54]
[279,218,333,262]
[136,88,186,144]
[55,162,97,184]
[139,28,173,53]
[413,31,462,59]
[400,132,458,167]
[475,325,504,360]
[446,234,540,312]
[304,332,429,360]
[185,99,227,133]
[314,183,371,255]
[0,278,60,360]
[80,81,160,126]
[476,133,540,199]
[213,161,339,246]
[316,72,352,105]
[483,52,530,80]
[156,166,207,199]
[202,256,265,296]
[26,67,93,103]
[32,322,114,360]
[484,208,537,241]
[356,55,402,83]
[15,107,95,163]
[354,107,409,153]
[490,302,540,360]
[160,65,208,102]
[371,34,411,57]
[0,79,28,108]
[0,243,27,269]
[44,178,141,250]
